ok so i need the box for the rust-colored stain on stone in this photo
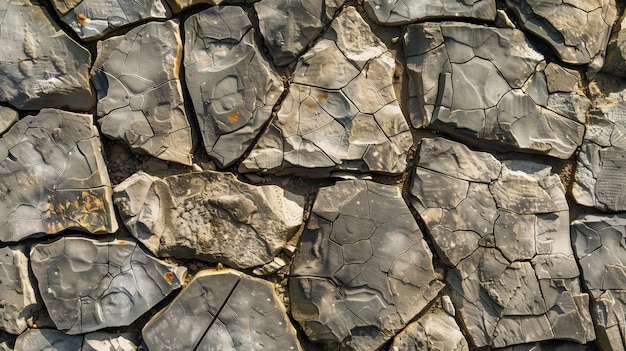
[76,13,87,25]
[228,112,239,123]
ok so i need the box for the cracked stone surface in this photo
[0,0,94,111]
[290,180,444,350]
[410,137,595,348]
[50,0,170,41]
[165,0,253,13]
[496,341,587,351]
[404,22,588,159]
[0,109,118,242]
[114,170,303,269]
[184,6,284,168]
[0,107,17,136]
[14,329,139,351]
[0,245,40,335]
[255,0,345,66]
[505,0,617,66]
[240,7,412,177]
[604,16,626,77]
[91,20,193,166]
[30,237,186,334]
[363,0,496,25]
[390,307,469,351]
[143,269,301,351]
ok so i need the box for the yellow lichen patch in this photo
[44,190,113,234]
[77,13,88,25]
[228,112,239,123]
[174,39,183,77]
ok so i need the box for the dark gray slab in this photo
[13,329,139,351]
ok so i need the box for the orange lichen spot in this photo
[81,191,89,199]
[318,92,328,100]
[228,112,240,123]
[164,271,173,285]
[305,101,316,109]
[74,200,79,208]
[77,13,87,25]
[85,202,92,211]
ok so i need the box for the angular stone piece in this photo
[0,107,17,136]
[404,22,587,159]
[506,0,617,66]
[82,332,139,351]
[114,170,303,269]
[0,0,93,111]
[255,0,345,66]
[30,237,186,334]
[51,0,170,41]
[0,246,40,335]
[241,7,412,177]
[184,6,284,168]
[364,0,496,25]
[14,329,139,351]
[604,17,626,77]
[165,0,253,13]
[143,269,302,351]
[390,309,469,351]
[411,137,594,348]
[0,109,118,242]
[290,180,444,350]
[92,20,193,166]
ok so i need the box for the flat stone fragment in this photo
[114,170,303,269]
[30,237,186,334]
[290,180,444,350]
[390,308,469,351]
[0,245,40,335]
[404,22,587,159]
[255,0,345,66]
[165,0,253,13]
[363,0,496,25]
[240,7,412,177]
[184,6,284,168]
[50,0,170,41]
[142,269,302,351]
[506,0,617,66]
[411,137,595,348]
[92,20,193,166]
[0,107,17,136]
[0,0,93,111]
[0,109,118,242]
[14,329,139,351]
[604,17,626,77]
[495,341,587,351]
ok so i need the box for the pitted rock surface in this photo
[0,107,17,136]
[240,7,412,177]
[0,246,40,335]
[30,237,186,334]
[410,137,594,348]
[404,22,588,159]
[390,308,468,351]
[114,170,303,269]
[290,180,444,350]
[363,0,496,25]
[0,0,93,111]
[91,20,193,166]
[14,329,139,351]
[142,269,301,351]
[0,109,117,242]
[184,6,284,168]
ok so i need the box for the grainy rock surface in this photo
[363,0,496,25]
[0,246,40,335]
[390,306,469,351]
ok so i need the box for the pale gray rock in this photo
[30,237,186,334]
[142,269,302,351]
[604,16,626,77]
[390,309,469,351]
[114,170,303,269]
[0,0,93,111]
[82,332,139,351]
[0,109,118,242]
[92,20,193,166]
[411,137,595,348]
[241,7,412,177]
[0,107,17,136]
[404,22,587,159]
[13,329,138,351]
[364,0,496,25]
[290,180,444,350]
[255,0,345,66]
[506,0,617,66]
[0,246,40,335]
[184,6,284,168]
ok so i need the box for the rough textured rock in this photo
[114,170,303,269]
[506,0,617,66]
[30,237,186,334]
[0,0,93,111]
[604,16,626,77]
[241,7,412,177]
[0,246,40,335]
[0,109,118,242]
[255,0,345,66]
[0,107,17,136]
[363,0,496,25]
[411,137,594,348]
[184,6,283,168]
[290,180,444,350]
[390,308,469,351]
[142,269,301,351]
[50,0,170,41]
[404,22,588,159]
[165,0,253,13]
[496,341,587,351]
[91,20,193,166]
[14,329,139,351]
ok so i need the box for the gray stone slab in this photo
[0,0,93,111]
[0,107,17,136]
[91,20,193,166]
[390,308,469,351]
[0,109,118,242]
[165,0,254,13]
[114,170,303,269]
[13,329,139,351]
[142,269,301,351]
[364,0,496,25]
[30,237,186,334]
[184,6,284,168]
[82,332,139,351]
[290,180,444,350]
[404,22,587,159]
[411,137,594,348]
[0,245,40,335]
[603,17,626,78]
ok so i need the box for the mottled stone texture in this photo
[0,109,117,242]
[14,329,139,351]
[364,0,496,25]
[92,20,193,166]
[290,180,443,350]
[0,246,40,335]
[411,138,594,348]
[165,0,254,13]
[390,308,469,351]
